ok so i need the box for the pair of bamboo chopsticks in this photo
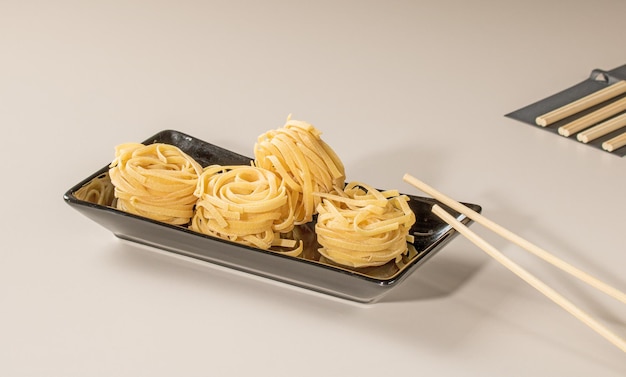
[403,174,626,353]
[535,80,626,152]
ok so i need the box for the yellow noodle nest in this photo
[315,182,416,268]
[191,165,302,256]
[254,116,345,225]
[109,143,203,225]
[75,172,115,206]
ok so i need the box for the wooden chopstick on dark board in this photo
[577,112,626,143]
[536,80,626,127]
[558,97,626,137]
[603,131,626,152]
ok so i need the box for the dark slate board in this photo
[506,64,626,157]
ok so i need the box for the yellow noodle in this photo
[74,172,115,206]
[315,182,416,268]
[191,165,302,256]
[254,115,345,225]
[109,143,203,225]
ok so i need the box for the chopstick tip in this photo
[535,117,548,127]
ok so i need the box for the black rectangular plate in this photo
[63,130,481,303]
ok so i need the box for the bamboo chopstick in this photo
[558,97,626,137]
[535,80,626,127]
[576,112,626,143]
[402,174,626,305]
[602,131,626,152]
[431,204,626,353]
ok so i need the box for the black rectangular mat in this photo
[506,64,626,157]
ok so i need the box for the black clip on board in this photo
[506,64,626,157]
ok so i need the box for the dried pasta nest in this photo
[315,182,416,268]
[108,143,203,225]
[74,172,115,206]
[254,116,345,225]
[191,165,302,256]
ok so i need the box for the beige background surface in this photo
[1,1,625,376]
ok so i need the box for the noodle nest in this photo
[191,165,302,256]
[108,143,203,225]
[254,116,345,225]
[74,172,114,206]
[315,182,416,268]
